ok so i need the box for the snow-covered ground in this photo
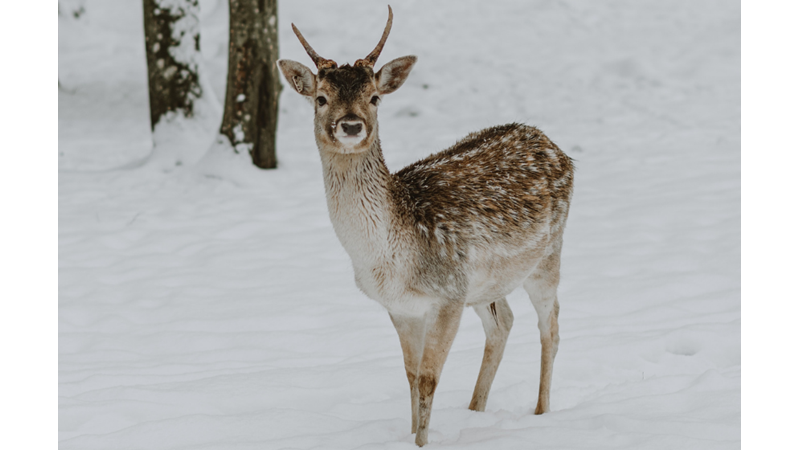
[58,0,740,448]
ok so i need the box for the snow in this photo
[58,0,740,448]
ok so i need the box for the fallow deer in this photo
[278,6,574,447]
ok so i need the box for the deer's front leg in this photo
[389,312,426,434]
[415,302,464,447]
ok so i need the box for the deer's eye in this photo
[316,96,327,107]
[370,95,380,106]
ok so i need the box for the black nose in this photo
[341,122,362,136]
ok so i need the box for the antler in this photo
[291,23,338,70]
[354,5,393,68]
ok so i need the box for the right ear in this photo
[375,55,417,95]
[277,60,316,97]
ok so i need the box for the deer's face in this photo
[278,58,416,154]
[277,6,416,154]
[313,65,381,153]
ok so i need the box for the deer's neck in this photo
[319,141,405,268]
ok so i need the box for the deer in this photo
[277,6,574,447]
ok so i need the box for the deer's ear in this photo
[277,59,316,97]
[375,55,417,95]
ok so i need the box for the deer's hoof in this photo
[415,427,428,446]
[468,398,486,412]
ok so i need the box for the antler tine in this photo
[355,5,394,68]
[291,23,338,70]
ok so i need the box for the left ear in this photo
[375,55,417,95]
[277,59,316,97]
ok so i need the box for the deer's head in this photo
[278,6,417,154]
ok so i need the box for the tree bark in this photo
[219,0,281,169]
[142,0,203,131]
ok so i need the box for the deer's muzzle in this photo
[334,114,368,148]
[341,122,362,136]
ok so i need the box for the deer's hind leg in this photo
[389,312,427,434]
[523,249,562,415]
[468,298,514,412]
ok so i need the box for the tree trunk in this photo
[142,0,220,169]
[219,0,281,169]
[142,0,203,130]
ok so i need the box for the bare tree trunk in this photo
[143,0,202,130]
[142,0,219,169]
[219,0,281,169]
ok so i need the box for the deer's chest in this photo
[351,258,437,316]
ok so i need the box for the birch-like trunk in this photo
[143,0,219,169]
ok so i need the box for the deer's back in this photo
[389,123,573,302]
[395,123,572,244]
